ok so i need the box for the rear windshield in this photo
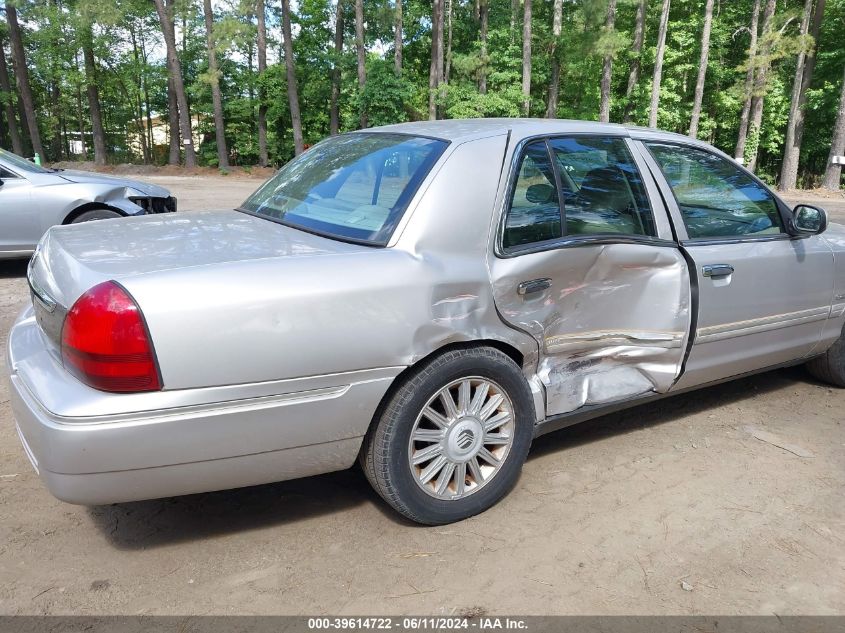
[238,133,448,245]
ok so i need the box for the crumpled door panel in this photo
[492,243,692,417]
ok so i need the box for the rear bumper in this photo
[6,306,400,505]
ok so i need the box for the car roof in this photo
[361,118,712,149]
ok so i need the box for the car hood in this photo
[29,209,373,309]
[56,169,169,197]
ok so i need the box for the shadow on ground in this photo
[530,365,811,458]
[86,468,383,550]
[0,260,28,279]
[86,365,813,550]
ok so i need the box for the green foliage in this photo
[0,0,841,189]
[359,59,417,126]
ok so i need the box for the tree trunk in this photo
[281,0,304,155]
[428,0,441,120]
[394,0,402,77]
[75,79,87,158]
[546,0,563,118]
[745,0,776,172]
[5,2,44,159]
[139,32,154,160]
[734,0,762,162]
[478,0,488,94]
[257,0,268,166]
[521,0,532,116]
[688,0,714,138]
[622,0,646,123]
[355,0,366,128]
[129,24,151,164]
[81,26,107,165]
[599,0,617,123]
[152,0,196,167]
[48,82,62,161]
[167,77,180,165]
[202,0,229,168]
[648,0,671,128]
[510,0,518,41]
[436,0,444,115]
[822,63,845,190]
[330,0,344,135]
[779,0,825,191]
[0,31,23,155]
[445,0,453,84]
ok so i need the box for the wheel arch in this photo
[363,339,539,455]
[62,202,126,224]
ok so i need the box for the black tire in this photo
[70,209,123,223]
[806,325,845,387]
[360,346,534,525]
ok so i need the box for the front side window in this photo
[503,136,656,250]
[0,148,48,174]
[645,142,784,239]
[239,133,447,245]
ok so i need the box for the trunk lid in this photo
[27,209,372,346]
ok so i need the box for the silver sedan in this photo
[0,148,176,259]
[6,119,845,525]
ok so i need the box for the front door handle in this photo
[517,278,552,295]
[702,264,735,278]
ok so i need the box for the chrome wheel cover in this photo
[408,376,515,500]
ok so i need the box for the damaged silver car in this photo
[0,148,176,259]
[6,119,845,525]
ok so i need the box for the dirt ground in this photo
[0,177,844,616]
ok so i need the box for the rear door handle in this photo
[702,264,735,278]
[517,278,552,295]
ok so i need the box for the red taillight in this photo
[61,281,162,393]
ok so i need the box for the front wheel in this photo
[360,347,534,525]
[70,209,123,223]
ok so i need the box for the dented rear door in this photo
[490,135,692,418]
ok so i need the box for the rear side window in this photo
[503,141,562,249]
[503,136,655,250]
[550,137,655,237]
[645,142,784,239]
[240,133,447,245]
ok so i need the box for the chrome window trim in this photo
[501,234,679,258]
[680,234,803,247]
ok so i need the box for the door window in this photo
[549,137,656,237]
[645,142,784,238]
[503,141,562,249]
[503,137,656,250]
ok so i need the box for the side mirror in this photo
[791,204,827,235]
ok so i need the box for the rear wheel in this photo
[361,347,534,525]
[806,325,845,387]
[70,209,123,223]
